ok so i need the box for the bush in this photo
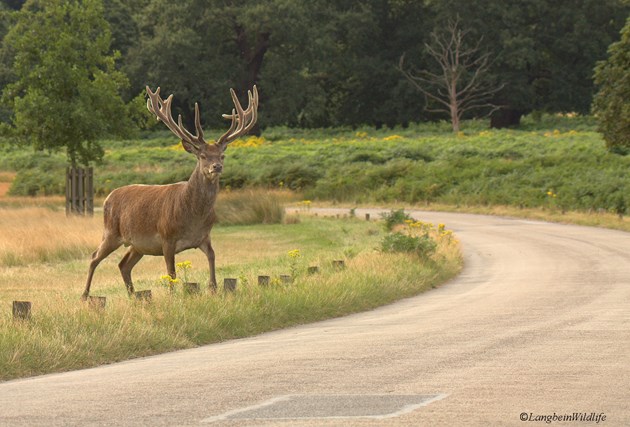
[592,17,630,154]
[380,209,414,231]
[380,232,437,259]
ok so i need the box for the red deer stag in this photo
[82,85,258,300]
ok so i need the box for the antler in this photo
[146,86,206,150]
[216,85,259,148]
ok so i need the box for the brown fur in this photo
[82,85,257,300]
[82,144,224,299]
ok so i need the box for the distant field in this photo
[0,115,628,216]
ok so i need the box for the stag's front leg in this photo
[162,242,177,280]
[199,238,217,292]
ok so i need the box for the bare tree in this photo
[82,86,258,300]
[399,18,503,132]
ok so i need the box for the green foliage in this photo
[592,17,630,154]
[1,0,135,166]
[381,232,437,259]
[380,209,413,231]
[431,0,629,126]
[4,118,630,216]
[0,0,626,131]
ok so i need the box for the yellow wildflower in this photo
[383,135,402,141]
[287,249,301,259]
[176,260,192,270]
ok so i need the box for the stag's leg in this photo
[118,248,143,296]
[199,238,217,292]
[162,242,177,280]
[82,234,121,300]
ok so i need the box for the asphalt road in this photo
[1,209,629,426]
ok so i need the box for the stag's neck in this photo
[182,164,220,214]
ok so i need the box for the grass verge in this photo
[0,215,461,381]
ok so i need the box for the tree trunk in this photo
[450,102,460,133]
[233,22,270,136]
[490,108,524,128]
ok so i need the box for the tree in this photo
[122,0,433,129]
[1,0,134,166]
[592,17,630,154]
[398,18,502,132]
[428,0,629,128]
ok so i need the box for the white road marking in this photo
[200,393,449,423]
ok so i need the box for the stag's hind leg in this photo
[199,238,217,292]
[118,248,143,296]
[83,233,122,300]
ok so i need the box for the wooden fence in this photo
[65,167,94,216]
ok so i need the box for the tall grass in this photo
[0,208,102,267]
[215,189,295,225]
[0,216,461,381]
[0,190,292,267]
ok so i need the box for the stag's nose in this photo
[210,163,223,173]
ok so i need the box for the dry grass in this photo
[0,213,462,381]
[215,188,297,225]
[0,207,102,267]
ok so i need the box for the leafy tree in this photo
[1,0,134,166]
[592,17,630,153]
[104,0,629,130]
[124,0,433,129]
[1,0,26,10]
[124,0,267,131]
[429,0,629,128]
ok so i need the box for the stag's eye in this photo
[220,154,225,160]
[199,154,207,160]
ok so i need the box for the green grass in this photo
[2,114,628,216]
[0,216,462,381]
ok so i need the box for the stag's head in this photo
[146,86,259,181]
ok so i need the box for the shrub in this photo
[380,232,437,259]
[380,209,414,231]
[592,17,630,154]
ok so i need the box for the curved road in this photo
[1,209,629,426]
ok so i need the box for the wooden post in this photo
[183,282,200,294]
[307,266,319,275]
[77,167,84,214]
[88,296,106,310]
[258,275,270,286]
[12,301,31,320]
[86,167,94,216]
[224,278,237,293]
[134,290,152,303]
[71,167,79,214]
[365,213,370,221]
[65,167,71,216]
[65,166,94,216]
[332,260,345,270]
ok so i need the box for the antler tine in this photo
[194,103,204,142]
[145,86,206,149]
[216,85,259,148]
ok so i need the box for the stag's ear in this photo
[181,139,199,154]
[215,141,228,153]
